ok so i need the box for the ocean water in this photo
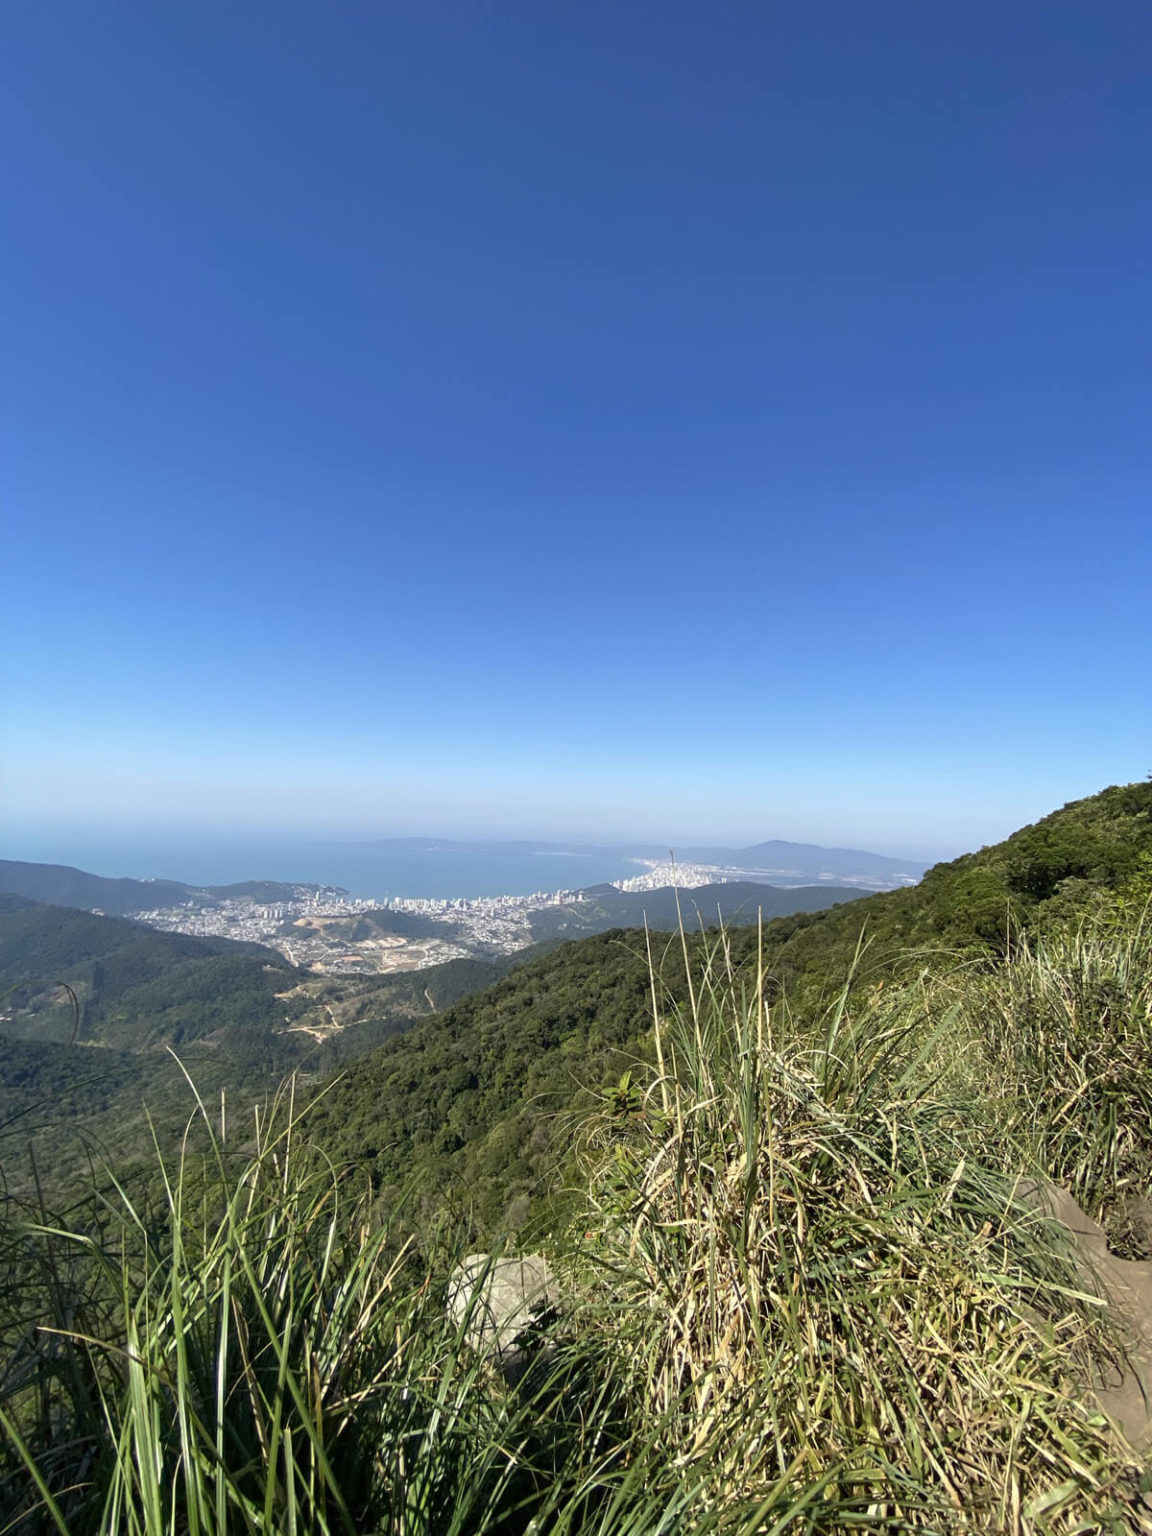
[2,832,644,901]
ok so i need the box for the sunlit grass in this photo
[0,1082,703,1535]
[3,905,1152,1532]
[567,918,1151,1530]
[956,907,1152,1252]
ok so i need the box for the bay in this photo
[0,831,643,901]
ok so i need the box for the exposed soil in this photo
[1025,1181,1152,1453]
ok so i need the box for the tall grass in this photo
[0,1082,716,1535]
[957,906,1152,1252]
[4,909,1152,1533]
[568,921,1151,1531]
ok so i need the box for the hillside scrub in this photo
[4,891,1152,1528]
[563,913,1152,1529]
[958,905,1152,1255]
[298,783,1152,1236]
[5,781,1150,1231]
[0,1081,726,1536]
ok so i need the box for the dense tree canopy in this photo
[305,782,1152,1230]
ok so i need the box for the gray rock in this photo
[447,1253,558,1381]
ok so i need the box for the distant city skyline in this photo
[4,3,1149,856]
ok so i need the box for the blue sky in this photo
[3,1,1150,859]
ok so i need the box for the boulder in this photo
[447,1253,558,1381]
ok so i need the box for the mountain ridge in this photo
[301,780,1152,1228]
[0,859,342,918]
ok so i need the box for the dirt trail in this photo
[1025,1181,1152,1451]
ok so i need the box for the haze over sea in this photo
[0,831,645,902]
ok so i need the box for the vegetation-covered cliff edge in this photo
[303,780,1152,1230]
[2,781,1152,1532]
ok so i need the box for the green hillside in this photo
[5,783,1152,1531]
[526,878,862,941]
[0,901,294,1050]
[0,858,332,916]
[0,902,503,1057]
[304,930,662,1231]
[0,902,506,1202]
[8,784,1145,1226]
[735,778,1152,1011]
[305,781,1152,1230]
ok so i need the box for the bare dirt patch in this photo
[1026,1181,1152,1453]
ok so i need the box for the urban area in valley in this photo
[134,885,589,974]
[130,851,914,976]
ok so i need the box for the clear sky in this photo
[3,1,1150,860]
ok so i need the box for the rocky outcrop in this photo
[447,1253,559,1383]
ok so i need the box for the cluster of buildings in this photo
[613,860,758,892]
[131,884,590,973]
[375,888,587,954]
[134,887,371,947]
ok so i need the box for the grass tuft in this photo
[567,920,1151,1530]
[4,905,1152,1532]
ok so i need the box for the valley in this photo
[3,782,1152,1530]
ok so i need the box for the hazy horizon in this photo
[0,805,1051,886]
[0,821,936,902]
[4,768,1144,875]
[0,795,1075,871]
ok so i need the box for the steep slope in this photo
[735,778,1152,1013]
[305,781,1152,1229]
[304,929,660,1231]
[0,859,331,917]
[526,880,863,942]
[0,900,509,1203]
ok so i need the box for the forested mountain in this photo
[0,859,330,916]
[304,930,660,1232]
[679,837,926,881]
[5,783,1152,1529]
[0,900,505,1201]
[0,901,294,1049]
[4,783,1149,1222]
[526,879,862,941]
[0,901,505,1054]
[304,781,1152,1231]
